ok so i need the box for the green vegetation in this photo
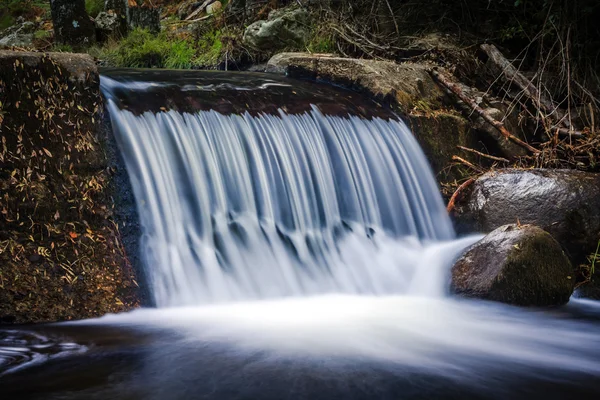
[592,240,600,276]
[90,26,231,69]
[307,33,335,54]
[51,43,74,53]
[0,0,50,30]
[85,0,105,18]
[195,29,223,66]
[34,29,50,40]
[95,28,199,69]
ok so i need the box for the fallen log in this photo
[481,44,571,130]
[431,69,540,154]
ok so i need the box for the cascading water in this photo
[101,70,468,307]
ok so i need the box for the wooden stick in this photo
[457,146,510,163]
[447,178,475,213]
[452,155,483,173]
[431,69,540,154]
[185,0,213,20]
[481,44,571,130]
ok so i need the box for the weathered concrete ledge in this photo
[0,50,140,324]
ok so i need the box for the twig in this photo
[452,156,483,173]
[447,178,475,213]
[185,0,213,21]
[481,44,571,130]
[457,146,510,163]
[432,69,540,154]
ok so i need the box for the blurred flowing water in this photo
[1,70,599,400]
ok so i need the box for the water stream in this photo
[1,70,599,400]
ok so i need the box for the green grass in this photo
[307,29,336,54]
[196,29,223,66]
[591,239,600,276]
[34,29,50,40]
[96,28,202,69]
[51,44,74,53]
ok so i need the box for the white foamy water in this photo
[89,295,600,378]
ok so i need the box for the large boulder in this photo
[266,53,475,180]
[243,8,311,51]
[0,20,37,48]
[452,169,600,268]
[451,224,574,306]
[0,51,141,323]
[50,0,96,47]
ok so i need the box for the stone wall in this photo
[0,51,140,324]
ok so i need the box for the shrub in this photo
[85,0,105,18]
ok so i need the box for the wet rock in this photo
[243,8,311,51]
[0,21,37,48]
[50,0,96,47]
[453,169,600,268]
[451,224,574,306]
[129,6,161,34]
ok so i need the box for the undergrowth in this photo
[95,28,201,69]
[85,0,105,18]
[0,0,49,31]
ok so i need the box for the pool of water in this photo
[2,295,600,400]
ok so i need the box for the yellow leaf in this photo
[43,148,52,157]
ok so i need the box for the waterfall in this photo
[101,71,463,307]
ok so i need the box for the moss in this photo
[408,112,473,182]
[496,231,574,305]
